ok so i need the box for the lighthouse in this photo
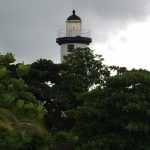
[56,10,92,62]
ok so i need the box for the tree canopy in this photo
[71,69,150,149]
[1,48,150,150]
[0,53,53,150]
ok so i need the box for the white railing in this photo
[57,29,91,38]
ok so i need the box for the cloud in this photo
[0,0,72,63]
[0,0,150,63]
[71,0,150,43]
[72,0,150,20]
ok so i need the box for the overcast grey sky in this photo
[0,0,150,69]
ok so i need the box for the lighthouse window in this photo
[68,44,74,52]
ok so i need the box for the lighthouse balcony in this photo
[56,29,92,45]
[57,29,91,38]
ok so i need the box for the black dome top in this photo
[67,10,81,21]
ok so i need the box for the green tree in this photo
[71,69,150,149]
[63,47,110,89]
[22,59,64,132]
[23,48,110,132]
[0,53,52,150]
[55,47,110,111]
[50,47,110,131]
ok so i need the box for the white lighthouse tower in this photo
[56,10,92,62]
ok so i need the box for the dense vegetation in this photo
[0,53,50,150]
[1,48,150,149]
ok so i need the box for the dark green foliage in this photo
[0,53,15,66]
[2,49,150,150]
[109,65,128,75]
[0,53,50,150]
[63,47,110,89]
[0,128,53,150]
[72,69,150,149]
[46,47,110,132]
[27,59,60,83]
[23,59,63,132]
[55,47,110,111]
[49,132,78,150]
[24,48,110,132]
